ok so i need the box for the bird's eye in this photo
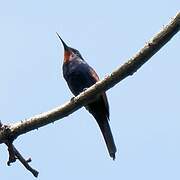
[74,51,78,56]
[76,51,80,55]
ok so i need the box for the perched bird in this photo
[57,33,117,159]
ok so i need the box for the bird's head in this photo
[56,32,84,63]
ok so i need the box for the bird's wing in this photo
[88,67,100,82]
[88,67,110,119]
[101,93,110,119]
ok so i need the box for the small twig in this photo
[6,142,16,165]
[0,122,39,177]
[5,141,39,177]
[12,144,39,177]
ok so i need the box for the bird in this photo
[56,33,117,160]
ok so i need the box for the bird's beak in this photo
[56,32,71,62]
[56,32,69,51]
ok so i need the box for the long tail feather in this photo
[96,117,117,160]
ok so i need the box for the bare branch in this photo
[5,141,39,177]
[0,12,179,144]
[12,144,39,177]
[6,142,16,165]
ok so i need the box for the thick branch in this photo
[0,12,180,143]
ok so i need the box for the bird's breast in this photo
[63,61,95,96]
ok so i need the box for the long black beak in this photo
[56,32,69,51]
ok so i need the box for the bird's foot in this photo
[70,97,75,101]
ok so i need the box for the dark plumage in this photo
[57,33,117,159]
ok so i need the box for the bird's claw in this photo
[83,88,88,91]
[70,97,75,101]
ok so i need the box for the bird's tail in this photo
[96,117,117,160]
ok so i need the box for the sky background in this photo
[0,1,179,180]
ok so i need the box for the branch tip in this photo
[5,141,39,177]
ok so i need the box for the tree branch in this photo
[0,11,179,176]
[11,144,39,177]
[6,142,39,177]
[1,12,179,142]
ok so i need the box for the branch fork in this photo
[0,121,39,177]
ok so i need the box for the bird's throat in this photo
[64,51,71,63]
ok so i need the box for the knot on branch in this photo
[0,121,16,144]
